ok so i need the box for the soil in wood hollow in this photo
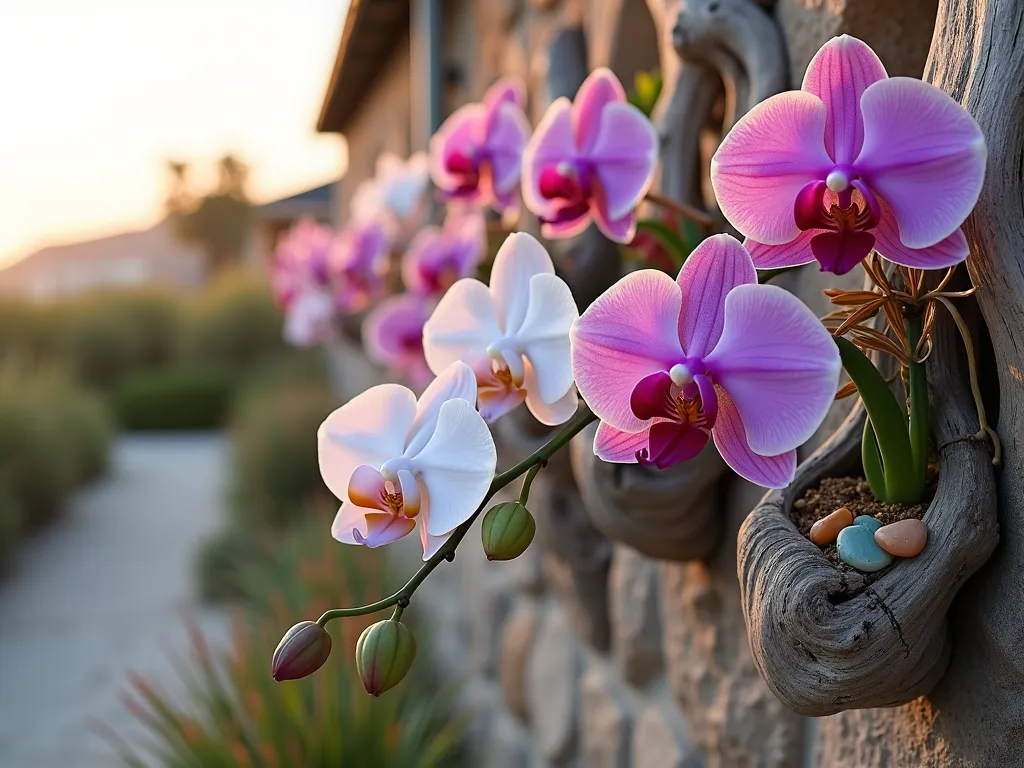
[790,476,930,570]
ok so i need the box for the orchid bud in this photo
[271,621,332,682]
[356,619,417,696]
[481,501,536,561]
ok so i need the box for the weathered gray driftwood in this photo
[737,302,999,715]
[570,423,727,561]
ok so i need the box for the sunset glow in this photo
[0,0,349,267]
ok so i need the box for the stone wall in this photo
[324,0,946,765]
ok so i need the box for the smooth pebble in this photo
[875,518,928,557]
[837,523,893,572]
[853,515,882,533]
[809,506,854,545]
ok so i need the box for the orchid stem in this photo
[519,463,542,505]
[644,191,717,229]
[905,314,931,489]
[316,404,597,627]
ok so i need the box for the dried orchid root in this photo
[933,296,1001,466]
[314,405,597,627]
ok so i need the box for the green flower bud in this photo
[356,619,417,696]
[271,621,332,682]
[481,501,536,561]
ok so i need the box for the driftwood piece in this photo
[570,423,727,561]
[812,2,1024,763]
[737,304,999,716]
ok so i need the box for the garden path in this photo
[0,433,231,768]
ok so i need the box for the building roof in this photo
[318,0,410,133]
[255,182,336,220]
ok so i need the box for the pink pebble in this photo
[874,518,928,557]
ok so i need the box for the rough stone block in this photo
[525,606,580,765]
[579,665,633,768]
[609,545,663,687]
[632,699,703,768]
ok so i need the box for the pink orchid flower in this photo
[430,78,531,214]
[331,218,393,314]
[522,68,658,244]
[270,217,335,309]
[282,287,335,347]
[422,233,579,426]
[711,35,986,275]
[570,234,841,488]
[362,292,435,390]
[320,361,496,560]
[401,210,486,296]
[352,152,432,224]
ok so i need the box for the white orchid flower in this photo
[422,232,579,426]
[319,361,497,560]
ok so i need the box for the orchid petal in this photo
[354,512,417,548]
[486,104,531,195]
[573,67,626,154]
[522,98,576,220]
[589,203,636,244]
[483,77,526,113]
[810,229,877,275]
[856,77,986,248]
[571,269,685,433]
[630,371,675,421]
[711,91,833,244]
[412,399,497,537]
[541,212,595,240]
[318,384,417,501]
[422,278,502,374]
[417,487,453,560]
[587,102,659,221]
[429,104,485,190]
[362,293,428,368]
[704,284,840,456]
[478,380,527,423]
[744,232,817,270]
[347,465,388,510]
[331,503,372,545]
[514,273,578,404]
[712,387,796,488]
[593,422,649,463]
[405,360,479,457]
[872,199,968,269]
[802,35,888,164]
[676,234,756,359]
[645,422,709,469]
[489,233,556,337]
[524,379,579,427]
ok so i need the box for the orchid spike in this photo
[711,35,986,275]
[331,218,393,314]
[430,78,530,214]
[363,293,435,390]
[401,210,486,296]
[319,361,497,560]
[271,217,335,309]
[522,68,658,244]
[571,234,841,488]
[422,232,579,426]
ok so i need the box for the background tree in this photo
[166,154,252,275]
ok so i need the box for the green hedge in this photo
[0,369,112,568]
[113,365,235,431]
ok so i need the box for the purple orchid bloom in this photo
[270,217,335,309]
[711,35,986,275]
[362,293,434,391]
[331,218,393,314]
[522,68,658,244]
[430,78,530,214]
[570,234,841,488]
[401,210,486,296]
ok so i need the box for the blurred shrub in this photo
[0,367,111,566]
[59,289,183,391]
[108,519,467,768]
[194,524,268,603]
[114,365,235,431]
[182,269,289,374]
[228,376,337,530]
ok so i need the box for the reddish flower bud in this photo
[271,621,332,682]
[481,501,536,561]
[356,619,417,696]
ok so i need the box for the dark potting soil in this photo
[790,476,930,569]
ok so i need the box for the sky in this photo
[0,0,349,267]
